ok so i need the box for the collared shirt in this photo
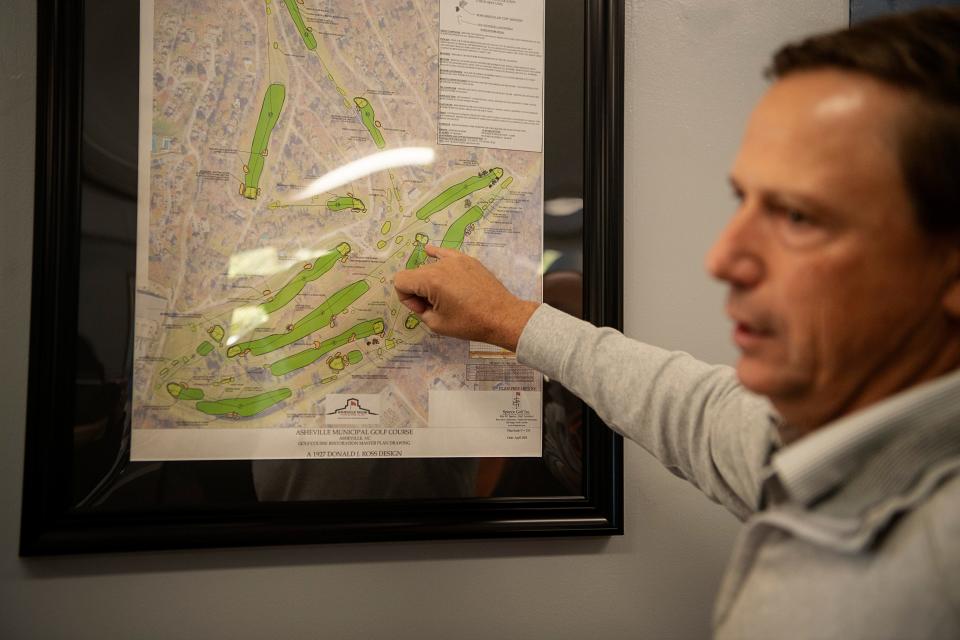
[517,304,960,639]
[769,368,960,513]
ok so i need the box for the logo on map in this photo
[326,394,381,426]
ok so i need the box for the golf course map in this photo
[135,0,543,447]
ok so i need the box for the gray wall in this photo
[0,1,846,638]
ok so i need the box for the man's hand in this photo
[393,245,539,351]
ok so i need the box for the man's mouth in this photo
[732,320,773,350]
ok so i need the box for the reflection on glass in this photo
[225,306,270,348]
[227,247,284,277]
[545,197,584,217]
[293,147,436,201]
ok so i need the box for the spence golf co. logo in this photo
[325,394,380,425]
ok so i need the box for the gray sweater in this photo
[517,304,960,639]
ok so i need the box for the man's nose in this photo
[705,207,764,289]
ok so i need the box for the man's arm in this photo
[395,246,774,518]
[519,304,772,518]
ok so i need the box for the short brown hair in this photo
[768,8,960,236]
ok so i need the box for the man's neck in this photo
[776,335,960,441]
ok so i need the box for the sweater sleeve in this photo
[516,304,776,519]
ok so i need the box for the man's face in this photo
[707,69,959,432]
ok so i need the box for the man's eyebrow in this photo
[764,190,834,216]
[728,175,835,215]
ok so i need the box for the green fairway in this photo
[282,0,317,50]
[326,196,366,212]
[415,169,503,220]
[167,382,204,401]
[353,97,385,148]
[196,387,293,417]
[404,314,421,330]
[227,279,370,357]
[406,244,427,270]
[327,349,363,371]
[440,205,484,250]
[196,341,215,356]
[260,243,351,315]
[270,319,385,375]
[242,83,286,200]
[405,233,429,269]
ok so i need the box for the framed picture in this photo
[851,0,960,23]
[21,0,624,555]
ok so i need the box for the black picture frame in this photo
[21,0,624,555]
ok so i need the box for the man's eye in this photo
[770,205,830,248]
[768,203,814,226]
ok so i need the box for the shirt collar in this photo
[768,367,960,510]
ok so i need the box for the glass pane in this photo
[73,0,586,511]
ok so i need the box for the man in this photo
[394,8,960,639]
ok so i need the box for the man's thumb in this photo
[418,307,442,332]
